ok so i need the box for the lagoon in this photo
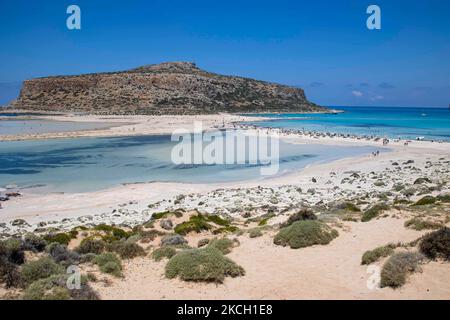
[0,134,381,193]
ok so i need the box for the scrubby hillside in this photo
[11,62,326,115]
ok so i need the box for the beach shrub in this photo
[109,241,146,259]
[47,243,80,266]
[361,203,390,222]
[24,279,71,300]
[207,238,236,254]
[23,274,99,300]
[165,247,245,283]
[280,209,317,228]
[419,228,450,261]
[380,252,424,288]
[336,202,361,212]
[212,226,239,235]
[197,238,210,248]
[174,214,213,235]
[21,257,64,285]
[274,220,338,249]
[412,196,436,206]
[256,212,276,226]
[361,244,395,265]
[80,253,97,263]
[249,228,263,238]
[76,239,106,255]
[436,193,450,203]
[151,247,177,261]
[0,238,25,265]
[414,177,432,185]
[207,215,231,226]
[0,257,23,288]
[93,224,130,242]
[404,218,442,231]
[139,229,166,242]
[161,234,188,247]
[152,210,184,220]
[93,253,122,277]
[23,234,47,252]
[44,233,73,245]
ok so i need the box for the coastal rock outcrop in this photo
[10,62,325,115]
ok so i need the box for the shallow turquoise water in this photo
[245,106,450,141]
[0,119,118,136]
[0,134,381,193]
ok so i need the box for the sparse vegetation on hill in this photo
[11,62,325,115]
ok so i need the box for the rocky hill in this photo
[10,62,326,115]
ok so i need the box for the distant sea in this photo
[245,106,450,142]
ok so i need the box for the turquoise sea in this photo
[1,106,447,193]
[245,106,450,142]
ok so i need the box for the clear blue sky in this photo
[1,0,449,107]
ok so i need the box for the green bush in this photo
[23,234,47,252]
[207,238,236,254]
[257,213,276,226]
[280,209,317,228]
[21,257,64,285]
[139,229,166,242]
[361,203,390,222]
[404,218,442,231]
[44,233,74,245]
[419,228,450,260]
[152,210,184,220]
[436,193,450,203]
[47,243,80,267]
[109,241,146,259]
[413,177,432,185]
[93,253,122,277]
[165,247,245,283]
[412,196,436,206]
[249,228,263,238]
[174,214,213,235]
[380,252,424,288]
[93,224,130,242]
[23,274,99,300]
[0,238,25,265]
[151,247,177,261]
[207,215,231,226]
[76,239,105,255]
[336,202,361,212]
[212,226,239,235]
[361,244,395,265]
[274,220,338,249]
[0,257,23,288]
[24,279,71,300]
[80,253,97,263]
